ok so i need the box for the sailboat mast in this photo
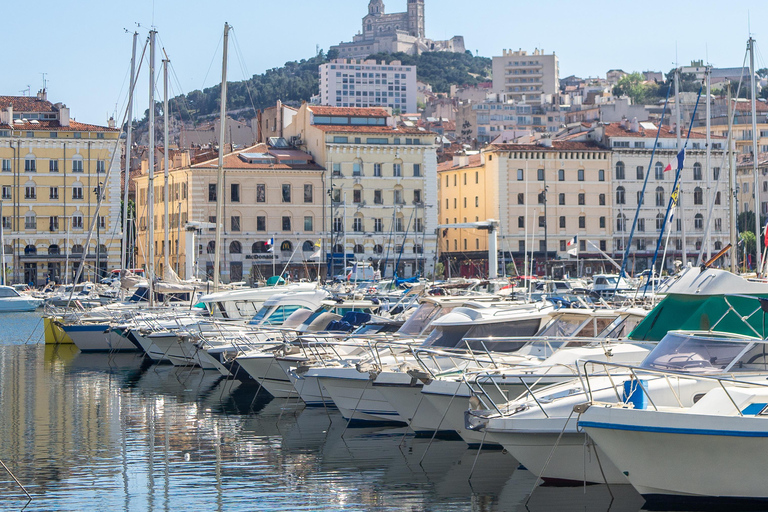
[749,37,761,274]
[728,84,737,272]
[163,55,170,279]
[0,201,4,286]
[121,31,138,277]
[148,29,156,306]
[705,65,712,261]
[675,69,686,266]
[213,22,230,290]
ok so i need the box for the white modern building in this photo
[319,59,417,113]
[492,49,559,103]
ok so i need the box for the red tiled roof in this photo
[0,119,117,132]
[191,143,322,171]
[0,96,55,113]
[732,99,768,112]
[603,122,724,140]
[309,106,389,117]
[489,140,607,151]
[437,153,483,172]
[317,125,435,135]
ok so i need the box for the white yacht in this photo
[0,285,44,312]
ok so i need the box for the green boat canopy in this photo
[629,294,768,341]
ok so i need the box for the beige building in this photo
[0,92,121,285]
[492,49,559,103]
[490,140,613,276]
[133,142,325,283]
[285,104,438,278]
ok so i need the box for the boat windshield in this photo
[422,318,541,351]
[639,332,756,372]
[598,314,643,339]
[0,288,20,298]
[398,303,455,336]
[249,305,311,326]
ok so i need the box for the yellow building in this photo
[436,153,499,276]
[133,143,325,283]
[285,104,438,278]
[0,91,121,285]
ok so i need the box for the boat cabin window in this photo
[537,316,585,338]
[423,318,541,351]
[398,303,455,336]
[599,314,643,339]
[0,287,20,298]
[249,305,311,326]
[640,333,753,372]
[575,316,617,338]
[355,322,401,335]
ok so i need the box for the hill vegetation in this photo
[145,50,492,127]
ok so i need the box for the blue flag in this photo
[676,148,685,170]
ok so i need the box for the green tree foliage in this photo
[364,51,491,93]
[741,231,756,258]
[138,51,491,126]
[612,72,662,105]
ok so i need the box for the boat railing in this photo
[578,358,768,417]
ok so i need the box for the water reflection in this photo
[0,342,648,511]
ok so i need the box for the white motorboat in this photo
[0,285,44,312]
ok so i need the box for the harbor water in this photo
[0,312,653,511]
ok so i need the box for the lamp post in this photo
[94,181,103,282]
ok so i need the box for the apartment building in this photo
[319,58,417,113]
[492,49,559,103]
[285,104,438,278]
[0,92,121,285]
[133,142,325,283]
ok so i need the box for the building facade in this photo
[0,92,121,285]
[319,59,417,113]
[596,121,730,272]
[492,49,559,103]
[133,143,325,283]
[330,0,465,59]
[285,104,438,278]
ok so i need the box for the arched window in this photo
[302,241,314,252]
[694,213,704,230]
[655,162,664,180]
[229,241,241,254]
[353,244,365,254]
[252,241,269,254]
[656,213,665,231]
[693,187,703,205]
[374,244,384,254]
[333,243,344,253]
[98,244,107,254]
[72,244,84,254]
[71,154,84,172]
[693,163,702,181]
[615,161,625,180]
[72,181,83,200]
[24,244,37,255]
[616,214,627,232]
[616,186,625,205]
[48,244,60,255]
[207,241,216,254]
[715,191,721,205]
[281,241,292,252]
[655,186,665,207]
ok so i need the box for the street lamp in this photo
[94,181,103,281]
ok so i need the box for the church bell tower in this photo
[407,0,425,38]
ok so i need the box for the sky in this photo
[3,0,768,125]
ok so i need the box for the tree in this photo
[741,231,756,262]
[434,261,445,279]
[612,72,659,105]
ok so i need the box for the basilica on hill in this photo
[330,0,466,59]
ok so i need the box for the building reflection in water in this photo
[0,344,643,511]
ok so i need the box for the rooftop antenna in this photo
[316,44,320,56]
[19,85,30,96]
[40,72,47,92]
